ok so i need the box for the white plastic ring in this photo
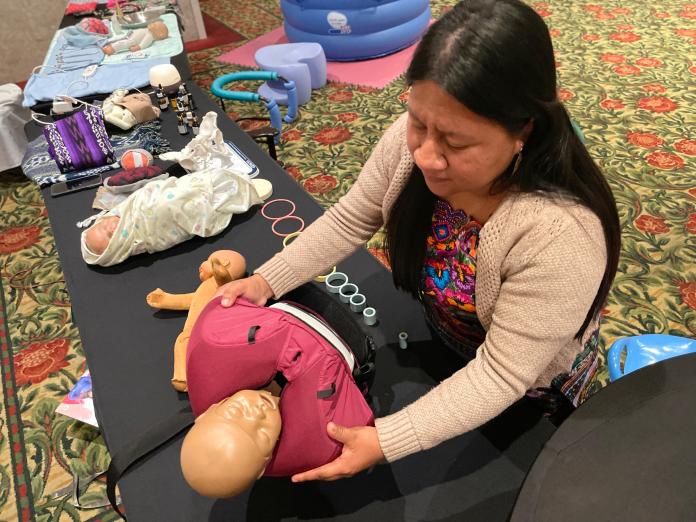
[349,293,366,313]
[363,307,377,326]
[339,283,358,303]
[325,272,348,293]
[398,331,408,350]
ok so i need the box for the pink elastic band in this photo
[261,198,296,220]
[271,215,305,237]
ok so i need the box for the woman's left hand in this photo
[291,422,385,482]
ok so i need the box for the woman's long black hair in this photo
[385,0,621,338]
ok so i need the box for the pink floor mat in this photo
[216,26,421,89]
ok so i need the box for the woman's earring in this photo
[512,144,524,175]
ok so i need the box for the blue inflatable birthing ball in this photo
[280,0,431,61]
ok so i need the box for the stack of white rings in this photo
[325,272,376,326]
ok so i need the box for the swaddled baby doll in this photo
[81,167,273,266]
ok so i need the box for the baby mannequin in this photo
[81,168,273,266]
[102,21,169,55]
[146,250,246,391]
[85,215,119,255]
[103,89,160,130]
[180,389,282,498]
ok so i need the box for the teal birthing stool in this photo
[212,71,298,144]
[607,334,696,382]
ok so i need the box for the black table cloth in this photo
[28,72,555,520]
[512,352,696,522]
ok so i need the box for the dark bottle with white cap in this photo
[177,113,188,135]
[156,84,169,111]
[180,82,195,110]
[176,93,188,113]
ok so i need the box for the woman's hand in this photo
[291,423,385,482]
[215,274,274,307]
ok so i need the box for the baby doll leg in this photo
[170,278,219,390]
[172,332,190,391]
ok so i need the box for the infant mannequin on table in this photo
[102,21,169,55]
[181,389,283,498]
[81,168,272,266]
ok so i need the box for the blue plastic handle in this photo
[212,71,299,143]
[218,91,260,102]
[211,71,280,100]
[607,338,627,382]
[283,80,298,123]
[265,99,282,144]
[214,71,278,84]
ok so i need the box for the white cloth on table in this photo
[160,112,258,176]
[0,84,32,171]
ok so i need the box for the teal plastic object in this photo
[211,71,298,143]
[211,71,278,101]
[607,334,696,382]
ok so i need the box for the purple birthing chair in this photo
[255,42,327,106]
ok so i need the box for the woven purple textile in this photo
[43,106,115,173]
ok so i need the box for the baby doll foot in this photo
[171,378,188,392]
[146,288,167,308]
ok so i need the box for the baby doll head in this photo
[198,250,246,284]
[116,93,161,123]
[148,21,169,40]
[180,390,281,498]
[84,216,120,255]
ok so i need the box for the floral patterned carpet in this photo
[1,1,695,520]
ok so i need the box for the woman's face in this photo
[406,80,525,203]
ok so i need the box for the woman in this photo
[216,0,620,482]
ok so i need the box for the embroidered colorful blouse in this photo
[420,199,487,358]
[419,199,599,410]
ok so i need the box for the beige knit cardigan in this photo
[256,113,607,462]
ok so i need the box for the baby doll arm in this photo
[146,288,195,310]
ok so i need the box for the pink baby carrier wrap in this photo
[186,296,375,476]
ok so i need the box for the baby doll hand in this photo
[146,288,166,308]
[215,274,274,307]
[130,44,141,52]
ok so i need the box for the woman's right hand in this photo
[215,274,275,307]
